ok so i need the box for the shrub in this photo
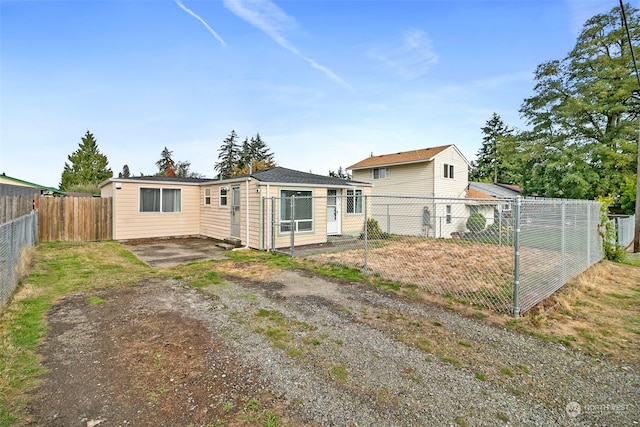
[361,218,388,239]
[466,212,486,233]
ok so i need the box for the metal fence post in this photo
[561,201,567,284]
[290,196,295,257]
[363,195,368,275]
[512,196,522,318]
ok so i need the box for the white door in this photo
[327,189,341,235]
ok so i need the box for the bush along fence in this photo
[0,211,38,308]
[264,195,604,317]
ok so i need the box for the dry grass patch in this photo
[504,261,640,367]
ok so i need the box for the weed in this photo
[416,338,432,352]
[442,355,462,367]
[579,331,596,342]
[500,368,515,377]
[558,335,576,347]
[222,401,234,412]
[455,416,469,426]
[243,397,260,412]
[87,296,106,306]
[474,372,487,381]
[424,357,432,363]
[496,412,509,423]
[432,321,442,327]
[457,339,472,348]
[262,411,280,427]
[507,386,523,397]
[472,311,488,319]
[329,364,349,384]
[516,364,530,374]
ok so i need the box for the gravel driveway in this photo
[27,267,639,426]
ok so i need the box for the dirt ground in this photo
[16,241,640,426]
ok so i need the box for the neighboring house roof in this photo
[249,167,370,187]
[347,145,469,170]
[0,172,65,195]
[467,182,521,199]
[100,175,212,187]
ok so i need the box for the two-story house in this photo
[347,145,471,238]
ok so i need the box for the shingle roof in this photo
[467,182,521,199]
[111,176,212,184]
[250,167,369,186]
[347,145,452,170]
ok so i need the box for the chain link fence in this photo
[266,195,604,317]
[610,215,635,249]
[1,211,38,308]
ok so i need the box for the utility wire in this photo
[620,0,640,89]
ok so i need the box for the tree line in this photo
[471,3,638,214]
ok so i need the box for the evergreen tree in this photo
[329,167,351,179]
[517,3,639,205]
[119,164,131,178]
[215,130,240,179]
[60,130,112,191]
[249,133,274,164]
[470,113,519,184]
[156,147,177,176]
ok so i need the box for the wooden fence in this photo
[35,195,112,242]
[0,195,35,223]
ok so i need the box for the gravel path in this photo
[147,270,638,426]
[30,269,639,426]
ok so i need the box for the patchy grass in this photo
[0,241,154,425]
[501,261,640,368]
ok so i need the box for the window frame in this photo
[443,163,454,179]
[204,187,211,206]
[279,189,314,233]
[219,187,228,207]
[445,204,452,224]
[372,167,388,179]
[346,188,363,214]
[139,187,182,213]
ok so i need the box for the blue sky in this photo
[0,0,633,187]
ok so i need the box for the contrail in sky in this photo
[223,0,350,88]
[175,0,227,47]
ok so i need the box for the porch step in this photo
[216,237,243,250]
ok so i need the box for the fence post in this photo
[512,196,522,318]
[363,195,368,275]
[289,196,295,257]
[587,205,591,265]
[561,201,567,284]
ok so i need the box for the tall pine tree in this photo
[215,130,240,179]
[60,130,112,191]
[470,113,519,184]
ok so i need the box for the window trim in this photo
[372,167,388,180]
[279,189,314,234]
[219,187,228,207]
[139,187,182,213]
[445,204,452,224]
[346,188,363,214]
[443,163,454,179]
[204,187,211,206]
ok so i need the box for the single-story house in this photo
[99,167,372,250]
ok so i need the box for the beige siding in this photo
[354,161,435,197]
[112,181,201,240]
[200,183,234,242]
[433,146,469,197]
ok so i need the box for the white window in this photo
[372,168,388,179]
[219,188,228,206]
[444,163,454,179]
[445,205,452,224]
[140,188,181,213]
[204,187,211,205]
[280,190,313,232]
[346,189,363,214]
